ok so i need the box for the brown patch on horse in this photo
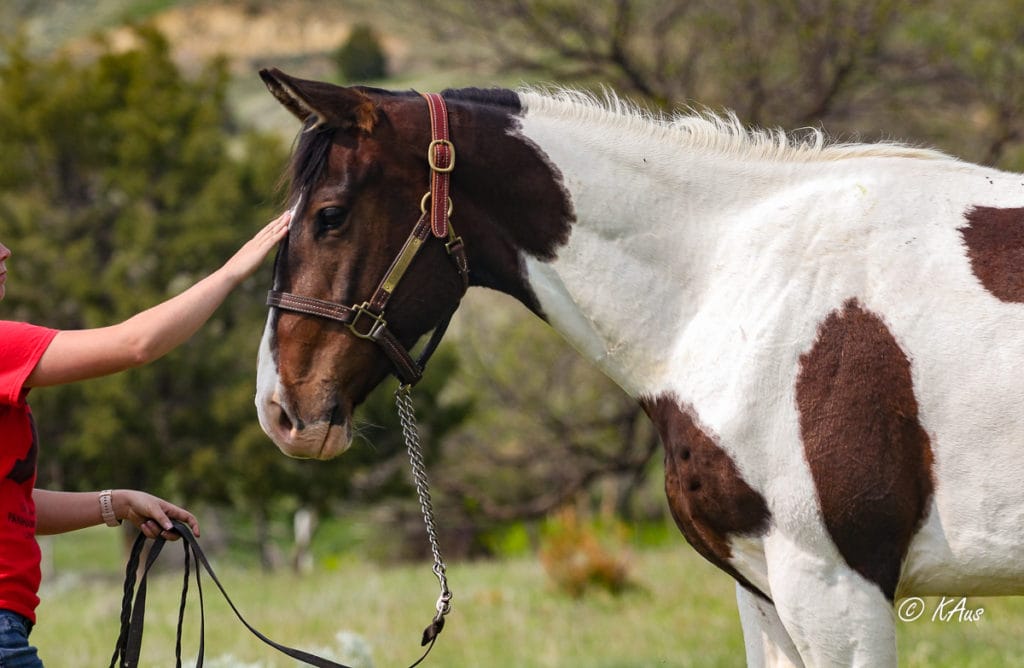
[959,206,1024,302]
[796,299,934,600]
[440,88,576,315]
[641,395,771,600]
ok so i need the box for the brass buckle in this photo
[445,236,464,254]
[445,229,464,254]
[427,139,455,172]
[348,303,387,340]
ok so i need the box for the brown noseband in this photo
[267,93,470,387]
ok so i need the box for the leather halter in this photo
[267,93,469,387]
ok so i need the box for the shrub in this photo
[335,23,387,82]
[539,507,633,598]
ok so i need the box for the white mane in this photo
[517,86,954,164]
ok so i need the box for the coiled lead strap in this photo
[110,518,447,668]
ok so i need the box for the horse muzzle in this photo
[255,325,353,460]
[256,390,352,460]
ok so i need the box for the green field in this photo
[33,527,1024,667]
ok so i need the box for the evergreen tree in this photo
[0,26,285,503]
[335,23,388,82]
[1,27,472,561]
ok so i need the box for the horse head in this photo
[255,70,469,459]
[255,69,574,459]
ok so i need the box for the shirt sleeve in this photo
[0,321,59,405]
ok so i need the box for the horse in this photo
[253,68,1024,667]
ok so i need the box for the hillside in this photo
[4,0,518,134]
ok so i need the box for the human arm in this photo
[24,211,290,387]
[34,488,199,539]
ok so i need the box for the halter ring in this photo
[420,191,454,216]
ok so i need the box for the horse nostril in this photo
[267,398,302,439]
[328,402,345,427]
[277,404,294,433]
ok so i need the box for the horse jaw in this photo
[255,316,352,460]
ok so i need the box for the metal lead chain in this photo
[396,386,453,628]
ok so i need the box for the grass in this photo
[37,527,743,667]
[32,526,1024,667]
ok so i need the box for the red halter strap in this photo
[423,92,454,238]
[266,93,468,387]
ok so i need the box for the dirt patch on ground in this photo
[102,1,409,77]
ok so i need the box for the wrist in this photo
[218,254,251,288]
[99,489,121,527]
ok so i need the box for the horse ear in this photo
[259,68,378,133]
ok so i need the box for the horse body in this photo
[254,71,1024,666]
[516,100,1024,663]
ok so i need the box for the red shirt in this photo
[0,321,58,622]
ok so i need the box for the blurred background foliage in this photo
[2,0,1024,575]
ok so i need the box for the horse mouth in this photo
[259,395,352,460]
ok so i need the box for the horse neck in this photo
[495,106,800,397]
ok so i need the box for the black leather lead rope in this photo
[109,520,442,668]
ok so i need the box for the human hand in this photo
[112,489,200,541]
[221,209,291,284]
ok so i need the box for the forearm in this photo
[26,268,239,387]
[33,490,105,535]
[34,489,200,539]
[116,265,243,364]
[26,211,289,388]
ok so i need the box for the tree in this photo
[1,26,475,565]
[335,23,388,82]
[404,0,1024,169]
[893,0,1024,168]
[0,26,285,510]
[410,0,902,126]
[419,294,662,557]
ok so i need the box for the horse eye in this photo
[316,206,349,233]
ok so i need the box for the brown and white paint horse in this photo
[254,69,1024,666]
